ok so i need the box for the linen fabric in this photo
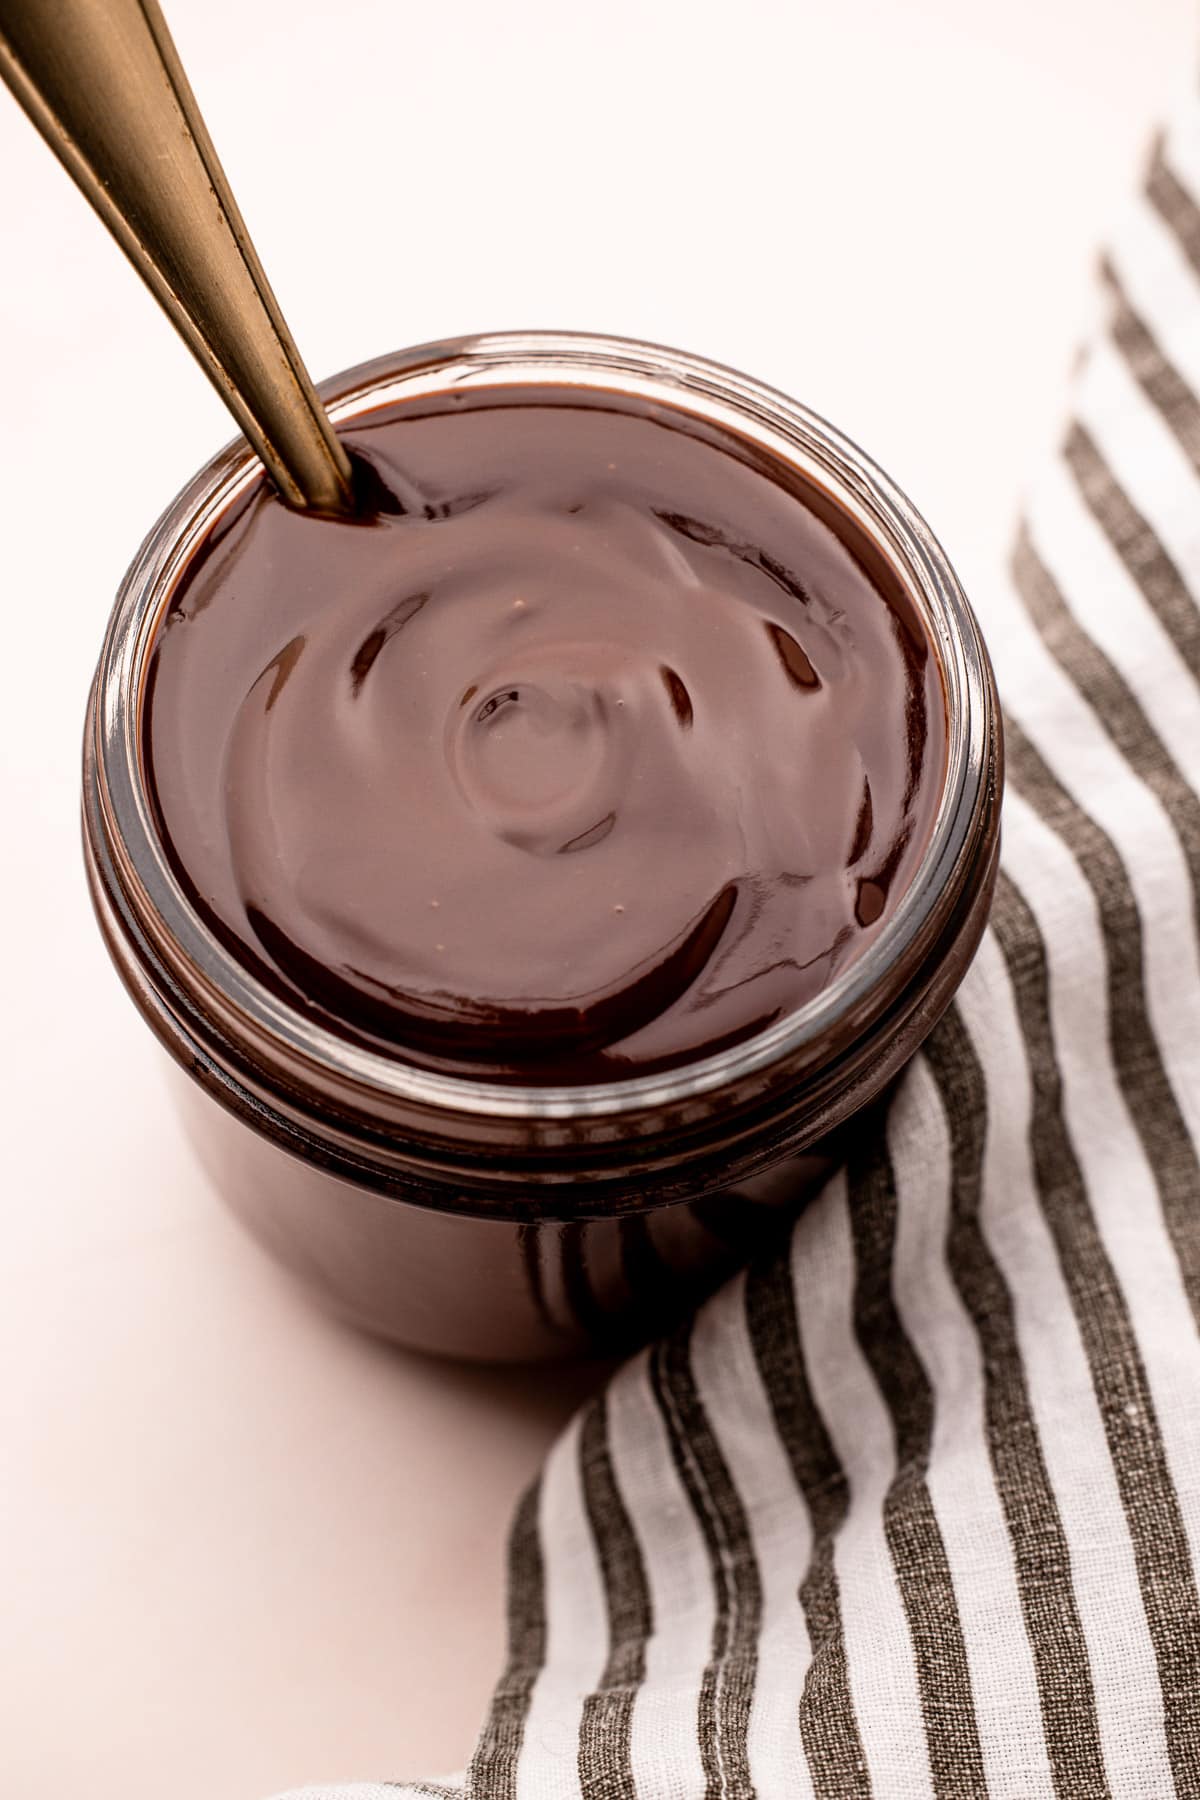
[276,101,1200,1800]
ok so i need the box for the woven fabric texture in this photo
[275,100,1200,1800]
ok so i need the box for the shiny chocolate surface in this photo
[144,386,946,1081]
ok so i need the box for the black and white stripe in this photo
[282,90,1200,1800]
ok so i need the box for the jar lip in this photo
[91,329,991,1124]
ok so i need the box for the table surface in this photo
[1,1,1193,1793]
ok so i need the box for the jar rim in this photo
[89,329,991,1125]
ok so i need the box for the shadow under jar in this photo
[83,332,1002,1362]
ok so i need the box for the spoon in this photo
[0,0,355,516]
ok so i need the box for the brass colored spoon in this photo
[0,0,355,515]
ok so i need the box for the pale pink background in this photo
[0,0,1193,1793]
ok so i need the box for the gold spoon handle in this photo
[0,0,354,515]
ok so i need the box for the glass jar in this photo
[82,332,1002,1361]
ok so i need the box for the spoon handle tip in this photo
[0,0,355,515]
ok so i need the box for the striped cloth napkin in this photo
[277,97,1200,1800]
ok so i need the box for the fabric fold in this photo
[274,94,1200,1800]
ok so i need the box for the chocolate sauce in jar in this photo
[143,385,947,1083]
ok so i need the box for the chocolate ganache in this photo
[143,385,947,1083]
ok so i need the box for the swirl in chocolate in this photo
[144,386,946,1082]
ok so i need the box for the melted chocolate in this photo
[143,386,946,1082]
